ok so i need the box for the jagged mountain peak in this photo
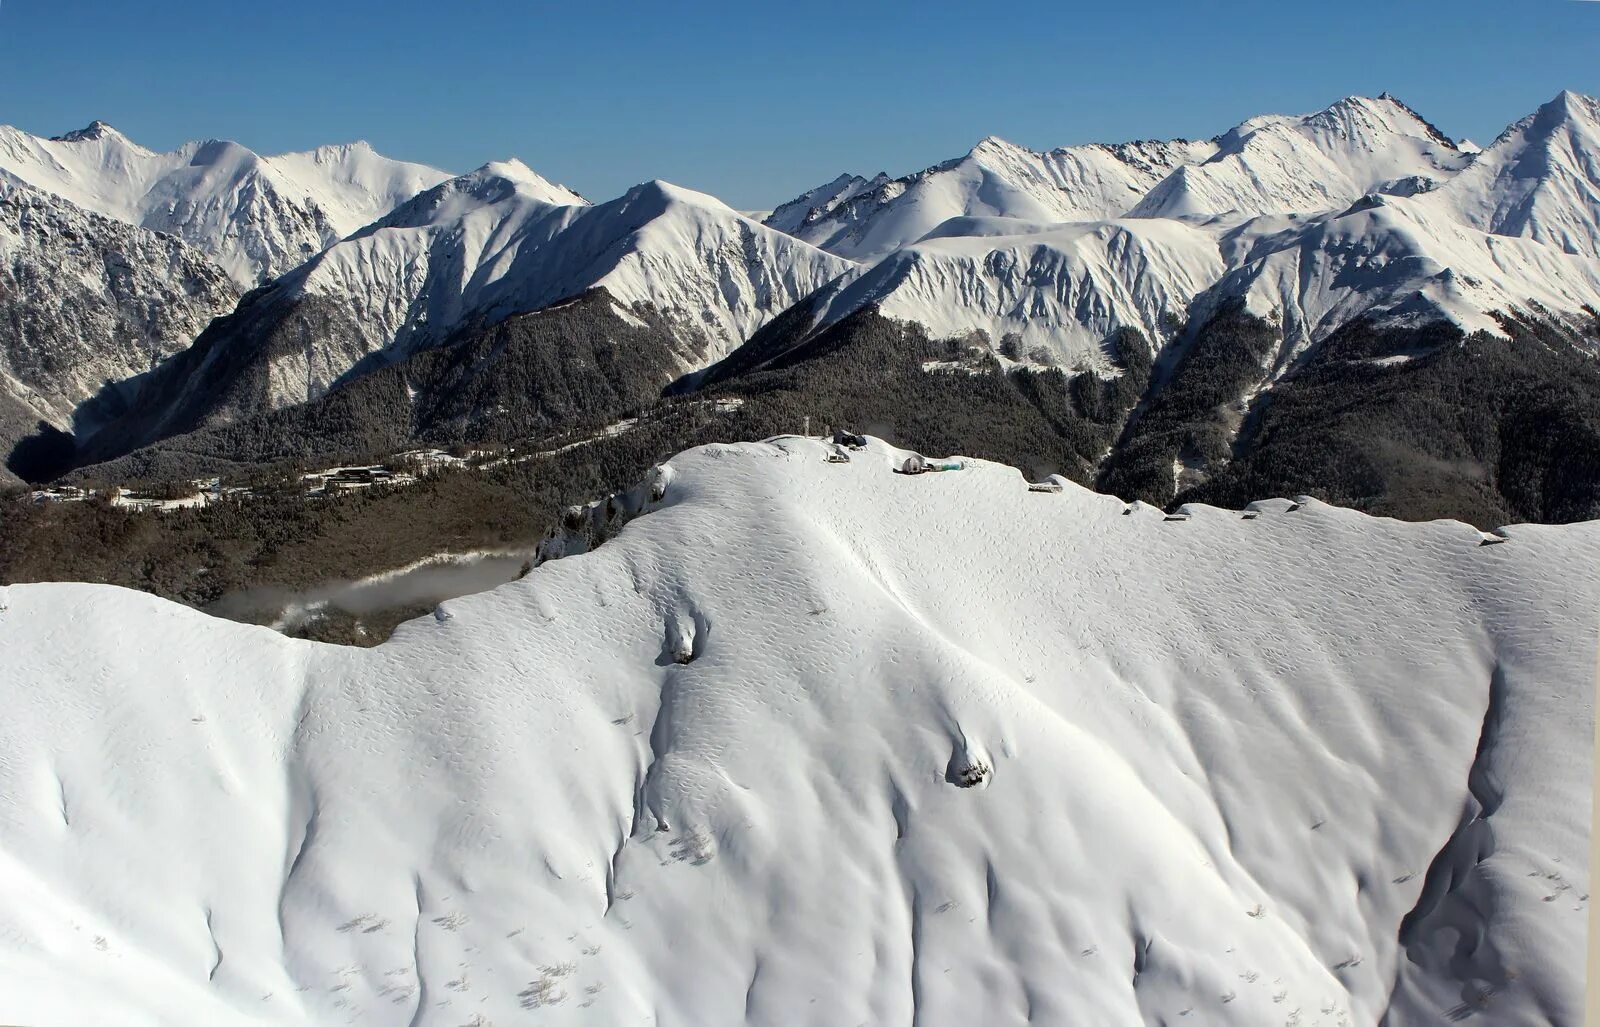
[49,119,131,145]
[771,133,1215,259]
[1427,88,1600,257]
[462,158,584,202]
[763,171,891,235]
[1304,93,1459,150]
[967,134,1032,160]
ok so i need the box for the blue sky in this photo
[2,1,1596,209]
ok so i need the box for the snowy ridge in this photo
[783,193,1600,376]
[212,169,855,412]
[753,93,1600,370]
[773,135,1214,260]
[1208,194,1600,362]
[0,121,451,283]
[804,215,1225,368]
[763,171,890,235]
[1128,95,1468,218]
[1424,90,1600,258]
[0,436,1592,1024]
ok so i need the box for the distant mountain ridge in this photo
[64,166,851,466]
[6,91,1600,532]
[0,120,451,284]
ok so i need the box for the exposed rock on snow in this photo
[0,437,1591,1025]
[0,182,239,475]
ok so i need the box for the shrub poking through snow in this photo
[668,618,697,664]
[952,759,991,788]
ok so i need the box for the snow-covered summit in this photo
[1424,90,1600,257]
[0,436,1591,1024]
[0,121,451,283]
[281,169,853,374]
[1128,94,1468,218]
[49,119,134,145]
[764,171,890,235]
[765,95,1479,262]
[86,168,859,444]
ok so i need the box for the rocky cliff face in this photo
[0,182,238,480]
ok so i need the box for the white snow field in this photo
[0,438,1593,1026]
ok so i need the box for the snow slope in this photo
[798,215,1225,369]
[1204,194,1600,363]
[775,135,1215,261]
[0,121,451,284]
[0,437,1591,1025]
[1424,90,1600,258]
[1128,95,1468,219]
[770,188,1600,376]
[167,166,853,417]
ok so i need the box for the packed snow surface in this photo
[0,438,1592,1026]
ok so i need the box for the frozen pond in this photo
[206,549,539,632]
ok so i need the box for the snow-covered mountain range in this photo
[69,165,851,454]
[1,437,1592,1024]
[4,89,1600,509]
[287,165,849,374]
[0,121,450,284]
[758,91,1600,372]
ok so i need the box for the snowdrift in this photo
[0,438,1593,1025]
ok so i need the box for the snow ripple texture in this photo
[0,437,1591,1025]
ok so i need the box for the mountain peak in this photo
[50,120,127,144]
[1308,93,1456,150]
[452,159,583,204]
[1543,89,1600,124]
[620,178,728,213]
[969,135,1031,160]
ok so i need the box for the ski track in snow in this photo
[0,437,1592,1025]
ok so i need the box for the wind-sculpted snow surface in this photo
[0,438,1593,1025]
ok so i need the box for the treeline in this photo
[8,292,1599,645]
[1177,316,1600,525]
